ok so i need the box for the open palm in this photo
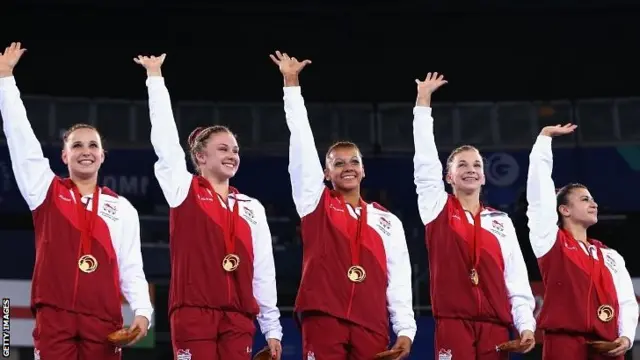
[0,42,27,73]
[540,123,577,137]
[269,51,311,76]
[416,72,447,96]
[133,54,166,71]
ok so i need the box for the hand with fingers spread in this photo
[133,54,167,77]
[540,123,577,137]
[415,72,447,107]
[0,42,27,77]
[269,50,311,86]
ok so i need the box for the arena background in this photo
[2,0,640,358]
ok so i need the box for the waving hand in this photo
[0,42,27,77]
[134,54,167,77]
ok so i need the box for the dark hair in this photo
[556,183,587,226]
[325,141,362,163]
[187,125,235,172]
[445,144,480,174]
[62,123,104,148]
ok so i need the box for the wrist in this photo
[283,74,299,87]
[416,93,432,107]
[146,70,162,77]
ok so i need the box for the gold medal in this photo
[222,254,240,272]
[597,304,614,322]
[347,265,366,283]
[78,254,98,273]
[470,268,479,286]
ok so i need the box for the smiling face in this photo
[189,126,240,180]
[61,125,105,179]
[324,142,364,192]
[446,145,485,195]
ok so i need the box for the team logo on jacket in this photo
[243,207,257,225]
[34,349,40,360]
[438,348,452,360]
[306,351,315,360]
[489,219,506,238]
[100,203,119,221]
[176,349,192,360]
[376,217,392,236]
[604,253,618,273]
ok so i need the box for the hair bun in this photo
[188,127,205,148]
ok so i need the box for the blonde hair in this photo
[187,125,235,172]
[445,145,480,173]
[62,123,102,145]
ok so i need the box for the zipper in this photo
[586,253,595,331]
[346,284,356,318]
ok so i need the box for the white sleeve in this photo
[526,135,559,258]
[613,253,639,345]
[251,201,283,341]
[412,106,448,225]
[502,217,536,334]
[146,76,192,208]
[0,76,55,210]
[283,86,325,218]
[386,216,417,341]
[117,199,154,327]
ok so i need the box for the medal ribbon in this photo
[201,181,239,255]
[454,199,483,279]
[72,185,100,256]
[593,246,614,309]
[342,197,367,267]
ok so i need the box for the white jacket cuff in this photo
[265,329,283,341]
[134,308,154,329]
[397,328,416,342]
[516,321,536,335]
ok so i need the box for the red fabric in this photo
[33,306,121,360]
[543,332,623,360]
[537,231,619,340]
[434,318,509,360]
[171,307,255,360]
[295,188,390,337]
[427,195,512,324]
[168,176,258,317]
[31,177,122,326]
[301,313,388,360]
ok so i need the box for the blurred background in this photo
[1,0,640,358]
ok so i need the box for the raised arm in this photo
[251,201,283,346]
[385,215,417,357]
[0,43,54,210]
[413,73,449,225]
[117,198,154,342]
[270,51,324,218]
[134,54,192,208]
[526,124,576,257]
[501,217,537,341]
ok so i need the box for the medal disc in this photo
[347,265,366,283]
[78,254,98,273]
[222,254,240,272]
[597,304,614,322]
